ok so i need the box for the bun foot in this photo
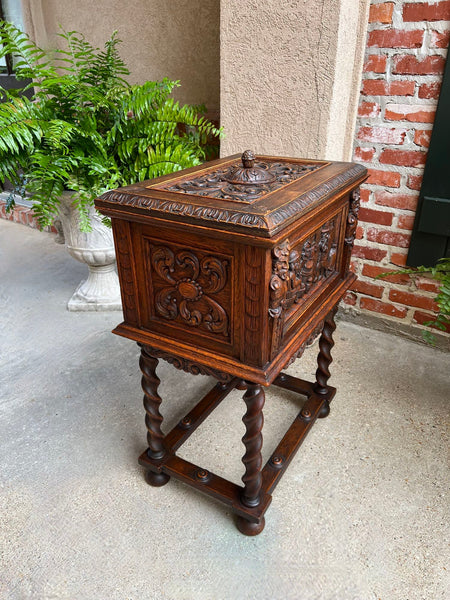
[236,516,265,536]
[317,399,330,419]
[144,469,170,487]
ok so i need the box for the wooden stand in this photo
[138,308,337,536]
[95,150,366,536]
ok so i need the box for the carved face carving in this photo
[269,218,340,319]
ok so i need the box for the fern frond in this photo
[0,95,42,154]
[145,141,201,177]
[53,28,98,79]
[88,30,130,88]
[152,98,222,138]
[121,80,172,120]
[0,22,56,86]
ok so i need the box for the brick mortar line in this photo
[361,78,443,87]
[359,94,441,103]
[364,49,448,58]
[367,25,450,32]
[356,271,438,298]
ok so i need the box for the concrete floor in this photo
[0,218,449,600]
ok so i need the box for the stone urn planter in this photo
[58,192,122,311]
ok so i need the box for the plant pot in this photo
[58,191,122,311]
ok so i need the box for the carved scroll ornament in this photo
[151,245,229,336]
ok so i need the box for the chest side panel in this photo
[112,219,141,326]
[130,223,238,357]
[269,198,349,358]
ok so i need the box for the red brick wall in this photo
[349,0,450,336]
[0,198,56,233]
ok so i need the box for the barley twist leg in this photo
[314,307,337,418]
[237,382,265,536]
[139,344,170,486]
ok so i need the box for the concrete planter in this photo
[58,192,122,311]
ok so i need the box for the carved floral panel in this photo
[147,242,231,339]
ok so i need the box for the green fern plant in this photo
[377,257,450,344]
[0,23,222,230]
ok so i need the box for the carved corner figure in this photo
[345,188,361,247]
[269,239,291,319]
[269,240,291,356]
[268,218,340,357]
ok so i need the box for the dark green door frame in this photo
[407,52,450,267]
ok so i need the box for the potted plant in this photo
[0,22,221,310]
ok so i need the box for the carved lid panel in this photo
[97,152,367,238]
[152,152,323,204]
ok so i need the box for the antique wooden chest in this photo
[95,150,366,535]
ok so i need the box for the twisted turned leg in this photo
[139,344,170,486]
[314,307,338,418]
[237,382,265,535]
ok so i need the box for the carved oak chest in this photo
[95,151,366,536]
[96,151,366,385]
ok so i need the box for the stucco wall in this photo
[21,0,220,114]
[220,0,370,160]
[326,0,371,160]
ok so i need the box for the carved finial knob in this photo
[242,150,256,169]
[224,150,275,186]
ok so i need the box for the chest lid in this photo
[96,150,367,238]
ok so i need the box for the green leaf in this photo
[0,22,221,228]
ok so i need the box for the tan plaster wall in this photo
[21,0,220,113]
[220,0,370,160]
[326,0,370,160]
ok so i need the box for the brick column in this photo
[347,0,450,338]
